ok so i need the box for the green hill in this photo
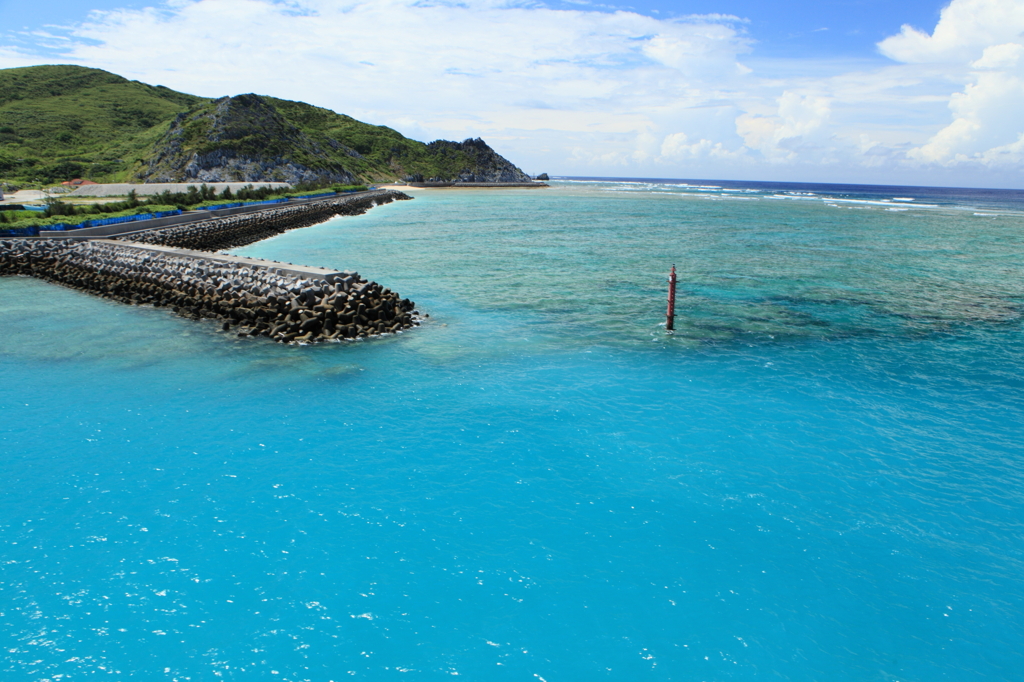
[0,65,203,185]
[0,65,531,187]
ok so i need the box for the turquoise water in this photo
[2,180,1023,681]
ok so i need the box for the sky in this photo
[1,0,1023,188]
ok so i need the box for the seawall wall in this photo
[0,190,420,343]
[119,190,410,250]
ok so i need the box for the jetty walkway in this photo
[0,190,421,343]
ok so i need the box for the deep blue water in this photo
[2,179,1023,681]
[562,176,1024,212]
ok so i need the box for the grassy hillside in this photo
[131,93,363,185]
[0,65,204,184]
[265,97,483,181]
[0,65,530,187]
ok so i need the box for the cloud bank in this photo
[3,0,1024,186]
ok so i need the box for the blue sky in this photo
[2,0,1023,188]
[1,0,947,59]
[566,0,945,57]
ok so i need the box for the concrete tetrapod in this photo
[119,191,411,251]
[0,201,421,345]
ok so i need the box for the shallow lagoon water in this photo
[2,181,1023,681]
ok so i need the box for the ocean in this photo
[2,178,1023,681]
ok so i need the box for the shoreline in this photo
[376,182,548,191]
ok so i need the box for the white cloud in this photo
[735,91,832,162]
[58,0,752,121]
[878,0,1024,63]
[884,0,1024,169]
[909,61,1024,165]
[1,0,1023,184]
[659,132,743,162]
[0,46,50,68]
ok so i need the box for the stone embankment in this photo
[1,193,420,343]
[121,190,410,251]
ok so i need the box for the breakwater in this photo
[120,190,410,250]
[0,190,420,343]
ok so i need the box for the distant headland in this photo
[0,65,545,189]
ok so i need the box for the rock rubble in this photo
[0,199,420,344]
[121,190,410,251]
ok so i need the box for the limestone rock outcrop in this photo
[424,138,533,183]
[137,94,358,185]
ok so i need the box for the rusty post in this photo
[666,264,676,331]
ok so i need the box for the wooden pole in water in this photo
[666,264,677,331]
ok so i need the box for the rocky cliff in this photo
[135,94,358,185]
[422,138,533,183]
[135,95,532,186]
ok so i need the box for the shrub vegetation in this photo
[0,183,367,229]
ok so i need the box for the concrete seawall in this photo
[0,189,421,344]
[92,240,348,282]
[120,190,410,251]
[0,239,419,343]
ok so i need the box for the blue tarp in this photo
[0,226,40,237]
[2,209,184,236]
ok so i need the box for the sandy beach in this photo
[374,184,427,191]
